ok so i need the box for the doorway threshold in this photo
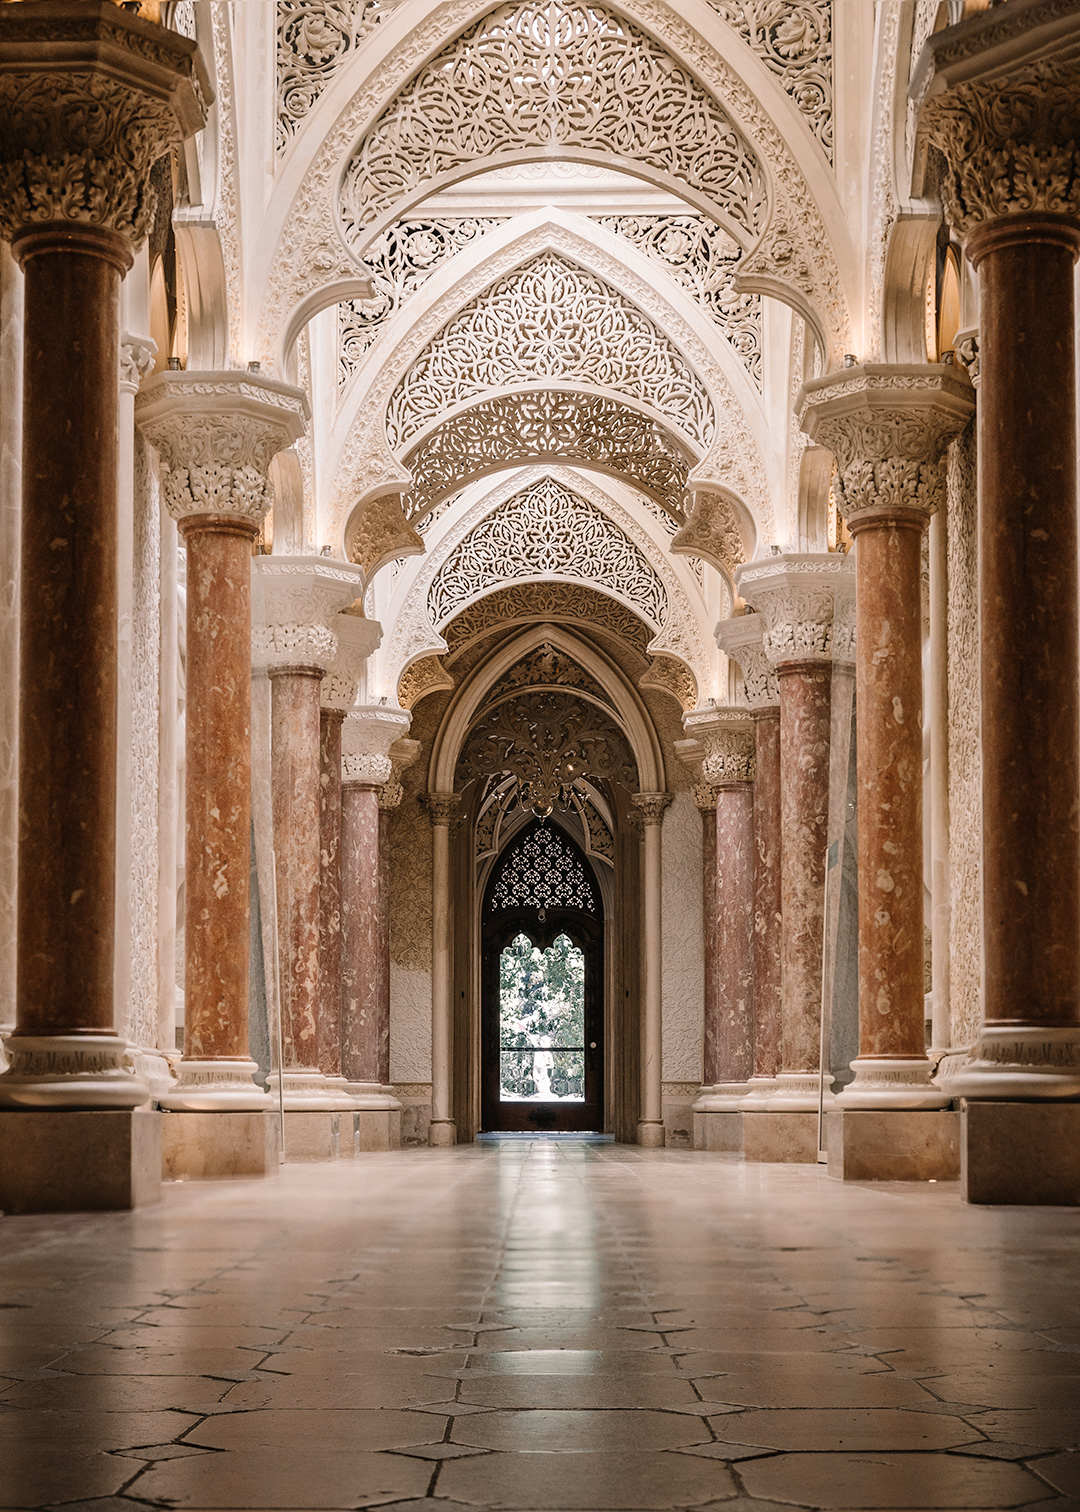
[476,1131,614,1142]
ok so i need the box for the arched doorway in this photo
[481,820,604,1132]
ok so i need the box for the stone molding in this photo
[632,791,672,827]
[137,371,309,528]
[715,613,779,709]
[954,328,981,389]
[0,1,208,249]
[912,1,1080,243]
[321,612,383,711]
[834,1057,950,1111]
[949,1025,1080,1100]
[157,1058,270,1112]
[736,553,855,668]
[252,555,364,674]
[797,364,975,526]
[341,752,392,787]
[684,707,755,785]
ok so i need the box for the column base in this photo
[0,1035,149,1109]
[692,1082,753,1111]
[428,1118,456,1147]
[826,1109,960,1181]
[267,1069,342,1110]
[158,1059,271,1112]
[737,1076,779,1108]
[694,1110,744,1152]
[637,1119,666,1148]
[834,1058,950,1110]
[765,1072,835,1111]
[962,1101,1080,1205]
[950,1027,1080,1101]
[161,1110,281,1180]
[346,1081,403,1110]
[742,1110,819,1163]
[282,1110,345,1162]
[0,1109,161,1212]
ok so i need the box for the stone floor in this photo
[1,1140,1079,1511]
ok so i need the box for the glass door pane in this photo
[498,932,585,1103]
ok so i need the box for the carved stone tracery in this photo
[386,253,715,450]
[403,390,692,522]
[458,689,638,802]
[705,1,833,162]
[276,0,388,152]
[338,1,768,250]
[443,582,653,662]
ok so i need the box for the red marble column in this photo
[0,7,203,1110]
[341,779,382,1089]
[271,668,325,1080]
[318,709,346,1089]
[138,375,309,1110]
[751,707,782,1089]
[714,782,755,1086]
[693,784,720,1088]
[374,784,402,1087]
[799,367,971,1108]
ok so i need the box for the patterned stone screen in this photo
[489,823,598,914]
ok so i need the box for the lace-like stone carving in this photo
[338,1,768,250]
[428,478,668,630]
[404,390,692,522]
[488,822,598,913]
[276,0,387,152]
[459,689,637,799]
[486,643,614,712]
[442,582,652,661]
[597,215,761,388]
[398,655,454,710]
[338,219,506,387]
[387,254,714,450]
[705,1,832,161]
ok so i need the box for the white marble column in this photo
[427,792,461,1147]
[633,792,671,1147]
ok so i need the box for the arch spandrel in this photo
[254,0,854,370]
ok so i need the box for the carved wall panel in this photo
[484,642,615,713]
[277,0,388,152]
[457,688,638,796]
[398,654,454,710]
[338,1,769,250]
[385,254,714,450]
[706,1,833,161]
[403,390,692,521]
[428,478,668,631]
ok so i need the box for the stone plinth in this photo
[826,1110,960,1183]
[0,1109,161,1211]
[962,1102,1080,1206]
[161,1111,281,1180]
[353,1107,401,1152]
[741,1111,819,1164]
[695,1110,744,1153]
[282,1110,344,1163]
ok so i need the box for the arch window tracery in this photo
[489,823,598,913]
[338,1,769,248]
[427,479,668,630]
[385,254,714,450]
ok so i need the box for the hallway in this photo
[1,1144,1079,1510]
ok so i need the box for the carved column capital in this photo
[736,553,855,669]
[137,371,310,530]
[798,364,975,529]
[252,556,365,676]
[692,781,720,813]
[119,333,156,394]
[427,792,462,827]
[321,613,383,711]
[715,613,779,710]
[913,3,1080,248]
[376,777,404,811]
[631,792,672,826]
[685,708,756,786]
[0,2,208,254]
[341,704,412,786]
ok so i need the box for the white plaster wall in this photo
[389,965,433,1083]
[661,790,704,1084]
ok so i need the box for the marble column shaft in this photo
[697,788,720,1088]
[633,792,670,1144]
[318,709,345,1080]
[341,780,382,1085]
[778,662,832,1074]
[376,801,393,1087]
[715,783,755,1084]
[428,794,459,1144]
[751,708,782,1081]
[271,668,325,1071]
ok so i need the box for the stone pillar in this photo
[0,245,21,1072]
[800,366,973,1118]
[428,793,461,1147]
[917,9,1080,1120]
[0,0,203,1177]
[717,616,783,1107]
[137,376,309,1127]
[633,792,671,1147]
[252,558,364,1127]
[736,556,852,1159]
[691,782,720,1094]
[684,711,755,1120]
[339,704,408,1150]
[927,506,951,1054]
